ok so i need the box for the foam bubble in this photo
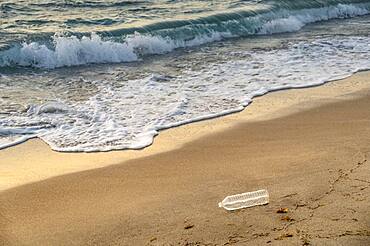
[27,101,70,115]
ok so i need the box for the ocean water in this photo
[1,0,370,152]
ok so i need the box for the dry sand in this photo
[1,72,370,245]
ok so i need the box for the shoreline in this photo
[1,71,370,192]
[1,72,370,244]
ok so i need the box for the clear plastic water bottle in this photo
[218,189,269,211]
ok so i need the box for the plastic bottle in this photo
[218,189,269,211]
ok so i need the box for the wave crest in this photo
[0,34,137,69]
[0,3,369,69]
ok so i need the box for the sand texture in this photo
[1,73,370,245]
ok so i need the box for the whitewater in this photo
[1,3,369,68]
[1,0,370,152]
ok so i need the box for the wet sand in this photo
[1,73,370,245]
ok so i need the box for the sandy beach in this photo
[1,72,370,245]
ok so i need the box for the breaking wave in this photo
[0,2,369,69]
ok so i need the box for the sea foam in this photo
[1,36,370,152]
